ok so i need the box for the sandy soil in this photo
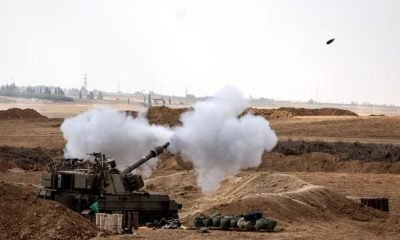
[2,115,400,149]
[99,170,400,240]
[2,169,399,240]
[0,97,145,118]
[272,116,400,145]
[0,182,98,240]
[98,221,399,240]
[1,106,400,239]
[0,119,64,148]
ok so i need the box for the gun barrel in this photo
[121,142,169,175]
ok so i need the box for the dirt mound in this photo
[146,106,188,126]
[274,140,400,162]
[0,108,47,120]
[246,108,293,119]
[259,140,400,173]
[145,171,201,211]
[157,153,193,172]
[125,106,188,126]
[145,171,385,226]
[0,182,98,240]
[0,159,17,172]
[154,140,400,175]
[246,107,357,119]
[124,106,356,125]
[278,107,358,116]
[258,152,400,173]
[0,146,57,170]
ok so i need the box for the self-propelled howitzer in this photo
[38,142,181,225]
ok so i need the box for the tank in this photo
[38,142,181,225]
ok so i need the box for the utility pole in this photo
[83,73,88,89]
[148,93,152,107]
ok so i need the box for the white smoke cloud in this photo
[60,106,173,177]
[169,86,278,192]
[60,86,278,191]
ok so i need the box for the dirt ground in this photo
[273,116,400,145]
[0,181,98,240]
[0,97,146,118]
[1,106,400,239]
[2,115,400,149]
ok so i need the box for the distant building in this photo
[80,86,88,99]
[67,88,80,97]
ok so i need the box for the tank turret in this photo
[38,142,181,225]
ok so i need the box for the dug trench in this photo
[0,146,61,172]
[156,140,400,174]
[2,140,399,174]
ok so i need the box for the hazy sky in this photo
[0,0,399,105]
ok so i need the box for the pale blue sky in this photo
[0,0,399,104]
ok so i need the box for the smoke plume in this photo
[60,86,278,192]
[169,86,278,192]
[61,106,173,177]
